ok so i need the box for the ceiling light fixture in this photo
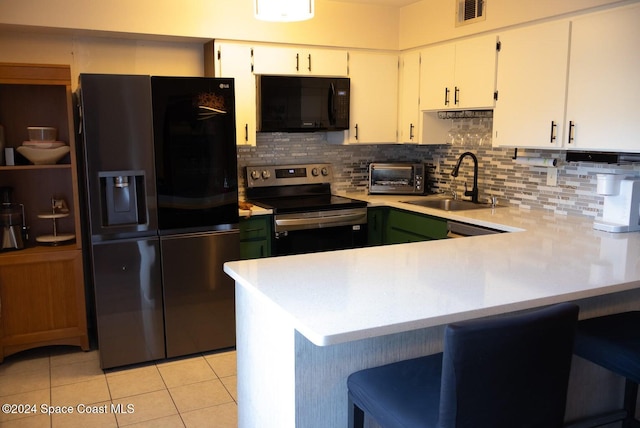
[254,0,315,22]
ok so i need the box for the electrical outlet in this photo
[547,167,558,186]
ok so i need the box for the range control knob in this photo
[311,167,319,176]
[261,170,271,180]
[250,170,260,180]
[321,167,329,176]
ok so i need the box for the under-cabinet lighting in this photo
[254,0,314,22]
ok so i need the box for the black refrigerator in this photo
[76,74,240,369]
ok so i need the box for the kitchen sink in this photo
[403,199,496,211]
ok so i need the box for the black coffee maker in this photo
[0,187,27,250]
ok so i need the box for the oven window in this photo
[274,225,367,256]
[371,167,414,187]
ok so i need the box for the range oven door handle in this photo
[275,212,366,228]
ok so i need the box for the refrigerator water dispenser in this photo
[99,171,147,226]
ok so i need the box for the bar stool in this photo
[347,303,579,428]
[569,311,640,428]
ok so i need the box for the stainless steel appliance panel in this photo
[77,74,158,239]
[160,230,239,358]
[92,238,164,369]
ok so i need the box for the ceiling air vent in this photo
[457,0,486,26]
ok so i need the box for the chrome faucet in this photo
[451,152,479,203]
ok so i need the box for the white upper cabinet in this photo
[206,41,257,146]
[253,45,348,76]
[420,44,455,110]
[492,21,570,148]
[565,4,640,152]
[420,34,498,111]
[347,51,398,144]
[398,50,421,143]
[493,3,640,152]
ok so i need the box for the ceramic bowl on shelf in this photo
[16,145,70,165]
[27,126,57,141]
[21,140,67,149]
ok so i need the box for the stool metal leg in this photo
[622,380,640,428]
[347,394,365,428]
[353,404,364,428]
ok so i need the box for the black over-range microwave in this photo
[257,75,350,132]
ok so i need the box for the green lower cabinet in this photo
[367,207,389,246]
[239,215,272,259]
[385,208,448,244]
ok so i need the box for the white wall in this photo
[0,30,205,89]
[0,0,401,86]
[0,0,399,50]
[399,0,637,49]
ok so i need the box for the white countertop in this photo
[225,194,640,346]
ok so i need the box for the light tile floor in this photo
[0,346,237,427]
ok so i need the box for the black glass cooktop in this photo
[250,194,366,214]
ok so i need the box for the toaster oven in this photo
[368,163,428,195]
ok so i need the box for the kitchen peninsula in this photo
[224,198,640,428]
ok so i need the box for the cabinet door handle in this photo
[568,121,575,144]
[444,88,450,106]
[454,86,460,105]
[355,124,359,141]
[307,54,312,72]
[245,123,249,142]
[409,123,415,140]
[296,53,300,71]
[549,121,557,143]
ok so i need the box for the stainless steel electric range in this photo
[245,163,368,256]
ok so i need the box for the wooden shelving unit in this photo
[0,63,89,362]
